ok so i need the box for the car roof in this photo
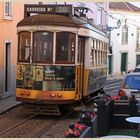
[126,72,140,76]
[136,64,140,68]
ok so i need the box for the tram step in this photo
[22,104,61,116]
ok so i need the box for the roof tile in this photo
[109,2,140,12]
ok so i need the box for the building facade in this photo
[108,2,140,76]
[0,1,24,98]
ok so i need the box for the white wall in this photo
[109,12,139,76]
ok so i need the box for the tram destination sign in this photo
[24,4,73,17]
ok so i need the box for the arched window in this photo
[122,26,128,44]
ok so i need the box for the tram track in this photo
[39,109,81,138]
[0,105,81,138]
[0,116,59,137]
[35,110,75,138]
[0,105,33,133]
[0,78,123,138]
[0,114,36,136]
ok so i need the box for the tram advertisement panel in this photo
[33,66,44,81]
[87,68,107,94]
[16,65,75,91]
[43,66,75,90]
[16,65,24,80]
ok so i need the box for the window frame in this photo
[55,31,76,64]
[137,28,140,49]
[18,31,31,63]
[136,54,140,66]
[122,25,128,44]
[32,31,53,64]
[4,1,13,20]
[91,39,107,67]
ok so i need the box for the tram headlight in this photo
[25,91,31,96]
[20,92,25,96]
[57,93,62,97]
[51,93,56,97]
[20,91,30,96]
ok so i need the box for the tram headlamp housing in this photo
[20,91,30,96]
[51,93,56,97]
[57,93,62,97]
[20,92,25,96]
[25,91,31,96]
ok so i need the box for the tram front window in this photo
[33,31,53,63]
[18,31,31,62]
[56,32,75,63]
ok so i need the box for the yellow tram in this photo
[16,4,109,115]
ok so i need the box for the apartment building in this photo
[108,2,140,76]
[0,1,24,98]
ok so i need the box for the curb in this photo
[0,102,22,115]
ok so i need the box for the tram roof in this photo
[17,14,86,27]
[17,14,108,37]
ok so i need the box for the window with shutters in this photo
[122,26,128,44]
[4,1,13,20]
[137,28,140,49]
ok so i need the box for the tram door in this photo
[77,37,85,99]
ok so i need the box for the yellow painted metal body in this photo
[16,88,76,103]
[16,65,83,104]
[16,64,106,104]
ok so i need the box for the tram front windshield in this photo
[18,31,75,63]
[17,31,76,90]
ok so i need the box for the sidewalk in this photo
[0,94,21,114]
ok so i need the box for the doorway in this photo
[121,52,127,74]
[108,55,112,75]
[136,55,140,66]
[77,37,85,99]
[5,42,11,92]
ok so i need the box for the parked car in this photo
[118,73,140,100]
[133,64,140,72]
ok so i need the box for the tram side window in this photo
[56,32,75,63]
[18,32,31,62]
[33,31,53,63]
[90,38,94,66]
[78,37,84,63]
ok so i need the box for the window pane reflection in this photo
[18,31,31,62]
[33,31,53,63]
[122,26,128,44]
[56,32,75,63]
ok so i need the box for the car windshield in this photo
[134,68,140,72]
[123,75,140,89]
